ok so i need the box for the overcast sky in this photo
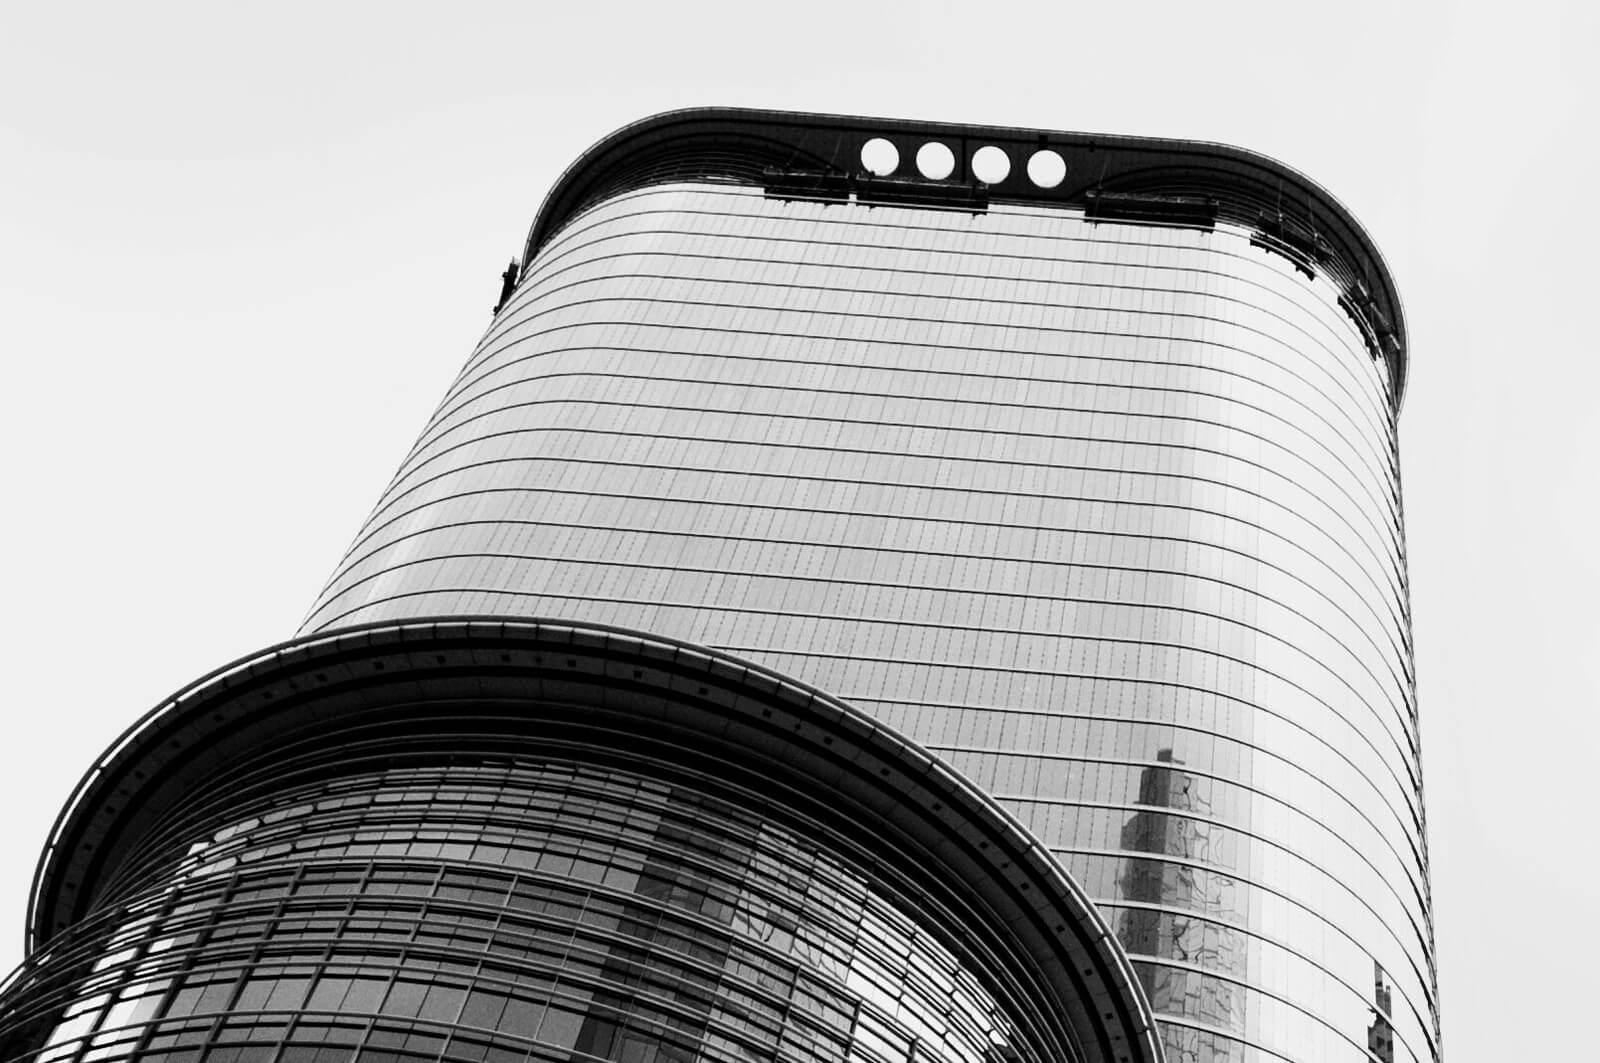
[2,2,1594,1058]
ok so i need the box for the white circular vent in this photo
[861,138,899,176]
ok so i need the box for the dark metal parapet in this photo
[519,107,1408,398]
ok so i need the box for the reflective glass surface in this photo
[0,733,1059,1063]
[297,184,1433,1063]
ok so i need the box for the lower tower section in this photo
[0,621,1161,1063]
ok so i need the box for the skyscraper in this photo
[0,109,1434,1063]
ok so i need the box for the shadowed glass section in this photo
[300,182,1432,1063]
[0,734,1052,1063]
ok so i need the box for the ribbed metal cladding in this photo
[300,112,1434,1063]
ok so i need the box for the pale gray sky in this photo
[2,2,1593,1058]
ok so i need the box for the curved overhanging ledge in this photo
[520,107,1408,401]
[28,617,1165,1063]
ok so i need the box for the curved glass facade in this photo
[299,140,1433,1063]
[0,111,1431,1063]
[0,729,1061,1063]
[5,620,1160,1063]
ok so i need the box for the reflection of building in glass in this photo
[0,109,1436,1063]
[1369,965,1396,1063]
[1117,752,1241,1051]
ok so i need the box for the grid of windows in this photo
[0,738,1054,1063]
[301,183,1432,1063]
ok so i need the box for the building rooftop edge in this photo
[519,106,1409,401]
